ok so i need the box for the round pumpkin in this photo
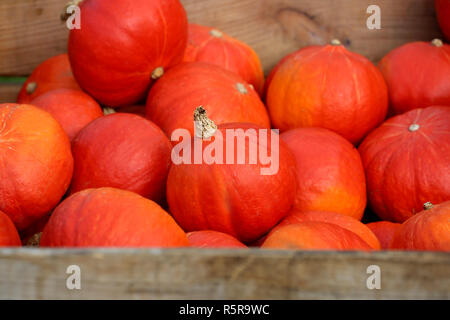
[146,62,270,138]
[68,0,188,107]
[379,39,450,115]
[70,113,172,203]
[184,24,264,95]
[167,111,297,243]
[30,88,103,141]
[359,106,450,222]
[187,230,247,248]
[0,104,73,230]
[17,54,80,104]
[266,41,388,144]
[278,211,380,250]
[0,211,21,247]
[261,221,372,251]
[280,128,367,220]
[366,221,401,250]
[40,188,189,247]
[436,0,450,41]
[390,201,450,251]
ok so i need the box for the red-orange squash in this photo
[280,128,367,220]
[40,188,189,247]
[146,62,270,138]
[0,104,73,230]
[70,113,172,203]
[0,211,21,247]
[366,221,401,250]
[17,54,80,104]
[167,116,297,243]
[184,24,265,95]
[261,221,372,251]
[359,106,450,222]
[390,201,450,251]
[187,230,247,248]
[379,39,450,115]
[266,41,388,144]
[30,88,103,141]
[68,0,188,107]
[436,0,450,41]
[278,211,380,250]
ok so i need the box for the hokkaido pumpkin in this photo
[68,0,188,107]
[280,128,367,220]
[390,201,450,251]
[187,230,247,248]
[367,221,401,250]
[167,109,297,243]
[70,113,172,203]
[379,39,450,115]
[146,62,270,138]
[0,211,21,247]
[261,221,372,251]
[30,88,103,141]
[17,54,80,104]
[40,188,189,247]
[436,0,450,41]
[266,40,388,144]
[0,104,73,230]
[277,211,380,250]
[359,106,450,222]
[184,24,264,95]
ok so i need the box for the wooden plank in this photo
[0,0,444,76]
[0,249,449,300]
[0,83,22,103]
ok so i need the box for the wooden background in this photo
[0,0,444,102]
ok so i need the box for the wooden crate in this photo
[0,0,448,300]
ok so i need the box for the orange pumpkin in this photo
[40,188,189,247]
[366,221,401,250]
[266,41,388,144]
[17,54,80,104]
[359,106,450,222]
[390,201,450,251]
[436,0,450,41]
[184,24,264,95]
[281,128,367,220]
[187,230,247,248]
[0,104,73,230]
[0,211,21,247]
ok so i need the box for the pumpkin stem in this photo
[26,232,42,247]
[103,107,116,115]
[210,29,224,38]
[26,82,37,95]
[61,0,84,22]
[424,202,434,210]
[194,106,217,139]
[330,39,342,46]
[151,67,165,80]
[431,39,443,47]
[236,83,248,94]
[408,124,420,132]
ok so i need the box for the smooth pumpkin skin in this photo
[266,44,388,144]
[146,62,270,138]
[17,54,80,104]
[0,211,21,247]
[277,211,380,250]
[367,221,401,250]
[30,88,103,141]
[280,128,367,220]
[40,188,189,247]
[68,0,188,107]
[70,113,172,203]
[167,123,297,243]
[184,24,265,95]
[359,106,450,223]
[379,40,450,115]
[187,230,247,248]
[390,201,450,251]
[435,0,450,41]
[261,221,372,251]
[0,104,73,230]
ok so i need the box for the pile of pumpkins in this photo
[0,0,449,251]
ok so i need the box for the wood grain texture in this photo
[0,0,444,76]
[0,249,449,300]
[0,83,22,103]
